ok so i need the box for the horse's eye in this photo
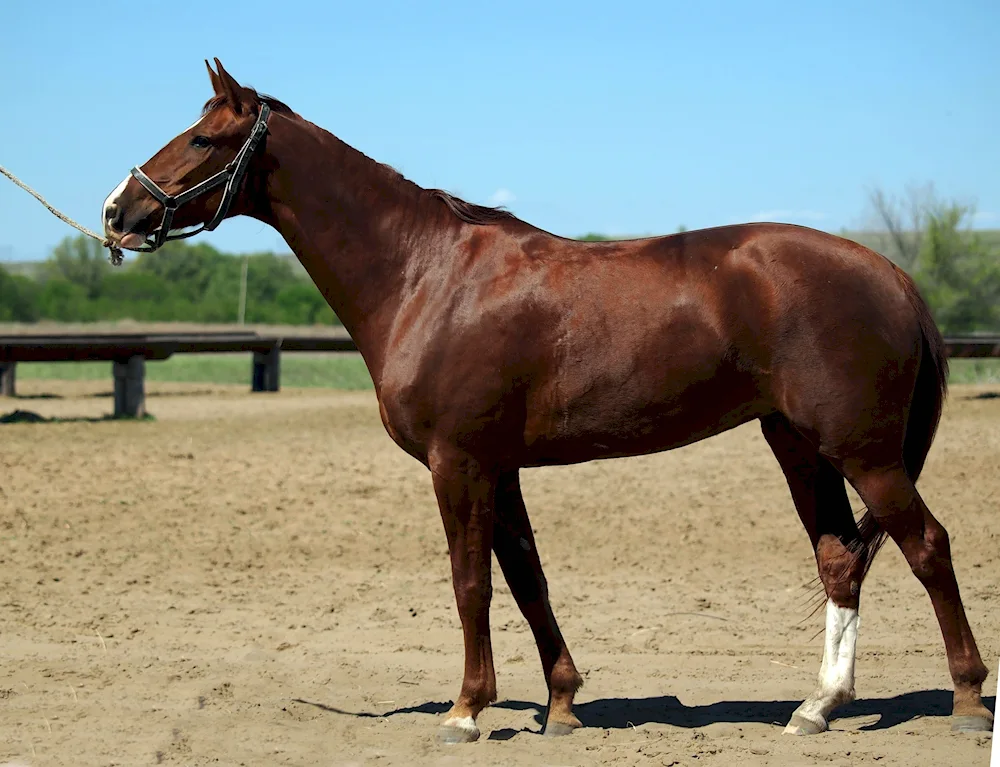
[190,135,212,149]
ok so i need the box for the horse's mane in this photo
[201,89,297,118]
[425,190,517,225]
[202,89,516,227]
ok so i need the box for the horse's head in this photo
[102,58,272,252]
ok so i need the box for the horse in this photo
[101,59,994,744]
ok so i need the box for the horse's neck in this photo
[257,113,447,382]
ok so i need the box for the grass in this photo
[947,359,1000,385]
[12,354,1000,389]
[17,353,375,390]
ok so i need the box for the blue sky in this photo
[1,0,996,261]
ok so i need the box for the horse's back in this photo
[512,222,923,463]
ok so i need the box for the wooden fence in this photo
[0,332,356,417]
[1,332,998,419]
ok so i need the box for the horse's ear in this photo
[212,57,253,116]
[205,59,223,95]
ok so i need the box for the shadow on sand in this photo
[291,689,995,739]
[0,409,155,424]
[967,391,1000,400]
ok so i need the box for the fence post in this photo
[252,346,281,392]
[0,362,14,397]
[113,356,146,418]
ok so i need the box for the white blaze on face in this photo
[102,176,130,236]
[784,599,859,734]
[102,112,207,237]
[182,113,207,134]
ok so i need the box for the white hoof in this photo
[437,715,480,744]
[783,713,828,736]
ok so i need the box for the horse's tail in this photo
[854,263,949,576]
[897,264,950,482]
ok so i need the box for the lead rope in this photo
[0,164,125,266]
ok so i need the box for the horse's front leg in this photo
[430,455,498,744]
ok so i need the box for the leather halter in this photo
[127,103,271,251]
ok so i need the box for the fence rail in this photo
[1,332,998,418]
[0,332,358,416]
[941,336,1000,359]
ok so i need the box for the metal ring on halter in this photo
[127,103,271,252]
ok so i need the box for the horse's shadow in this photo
[292,689,995,738]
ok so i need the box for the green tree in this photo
[243,251,299,321]
[197,256,243,322]
[35,278,93,321]
[20,235,344,325]
[0,265,40,322]
[275,282,338,325]
[866,185,1000,333]
[913,206,1000,333]
[132,241,227,303]
[39,235,111,299]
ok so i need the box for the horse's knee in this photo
[816,535,864,607]
[907,521,952,582]
[453,577,492,615]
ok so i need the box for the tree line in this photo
[0,237,339,326]
[1,185,997,332]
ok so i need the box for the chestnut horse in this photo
[102,60,993,743]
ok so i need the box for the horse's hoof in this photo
[542,720,579,737]
[782,714,827,736]
[437,716,480,744]
[950,715,993,733]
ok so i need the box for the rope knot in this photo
[104,239,125,266]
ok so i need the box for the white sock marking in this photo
[442,715,477,733]
[991,658,998,763]
[785,599,859,733]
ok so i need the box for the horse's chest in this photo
[374,375,439,461]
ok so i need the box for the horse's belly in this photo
[521,374,772,467]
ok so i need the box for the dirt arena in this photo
[1,379,996,766]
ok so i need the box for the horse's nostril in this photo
[105,203,124,231]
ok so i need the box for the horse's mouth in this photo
[118,232,148,250]
[104,225,150,251]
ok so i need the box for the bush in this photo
[0,266,41,322]
[17,235,343,326]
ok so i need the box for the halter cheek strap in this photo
[128,103,271,251]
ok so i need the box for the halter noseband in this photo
[128,103,271,251]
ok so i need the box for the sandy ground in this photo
[0,380,997,767]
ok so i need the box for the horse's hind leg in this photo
[761,414,871,735]
[492,470,583,736]
[839,462,993,732]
